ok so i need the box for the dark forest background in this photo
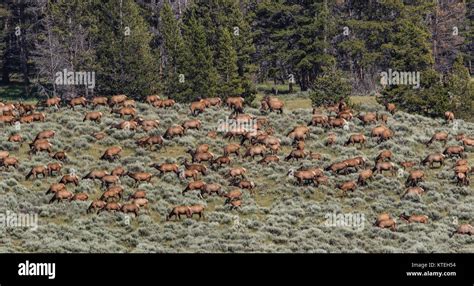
[0,0,472,119]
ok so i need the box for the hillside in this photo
[0,96,472,253]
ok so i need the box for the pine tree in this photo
[216,27,241,98]
[158,3,188,100]
[186,0,256,101]
[94,0,158,99]
[0,3,9,83]
[181,11,217,101]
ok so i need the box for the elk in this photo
[68,97,87,110]
[450,224,474,237]
[83,111,103,123]
[91,96,108,108]
[344,134,366,147]
[260,96,284,114]
[444,111,454,123]
[385,103,396,115]
[49,190,73,203]
[164,125,185,139]
[401,187,425,199]
[426,131,448,146]
[87,200,107,213]
[167,206,191,221]
[421,153,445,168]
[25,165,48,180]
[373,162,396,176]
[406,170,425,187]
[182,180,207,195]
[182,119,202,130]
[100,146,122,161]
[443,146,465,158]
[190,100,206,116]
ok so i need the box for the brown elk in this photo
[49,189,73,203]
[226,96,245,114]
[31,112,46,122]
[285,149,306,161]
[308,114,328,127]
[111,107,136,118]
[200,183,222,198]
[188,205,205,219]
[179,169,200,181]
[146,95,160,105]
[357,169,373,186]
[450,224,474,237]
[92,132,107,140]
[0,114,16,125]
[325,161,349,175]
[258,155,279,165]
[71,193,89,202]
[183,159,208,175]
[52,151,68,161]
[327,118,347,129]
[190,100,206,116]
[421,153,445,168]
[211,156,231,167]
[373,162,396,176]
[227,167,247,179]
[83,170,109,181]
[108,94,127,107]
[287,168,319,185]
[136,136,164,150]
[406,170,425,187]
[400,161,417,170]
[91,96,108,108]
[358,112,377,125]
[152,163,179,175]
[101,175,121,189]
[100,146,122,161]
[426,131,448,146]
[444,111,454,123]
[83,111,103,123]
[376,112,388,124]
[338,181,357,196]
[25,165,48,180]
[34,130,55,141]
[400,214,428,223]
[455,172,470,186]
[375,150,392,163]
[385,103,396,115]
[164,125,185,139]
[47,162,62,176]
[129,190,147,200]
[443,146,465,158]
[45,183,66,195]
[224,143,241,157]
[135,118,160,132]
[222,189,243,204]
[326,133,337,146]
[182,180,207,195]
[87,200,107,213]
[401,187,425,199]
[345,134,366,147]
[127,172,153,186]
[29,142,53,155]
[182,119,201,130]
[167,206,191,221]
[8,134,22,144]
[44,97,61,109]
[121,203,140,217]
[111,166,127,177]
[59,174,79,186]
[187,149,214,163]
[68,97,87,110]
[244,145,267,159]
[97,202,122,214]
[261,96,284,114]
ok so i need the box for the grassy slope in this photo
[0,94,472,253]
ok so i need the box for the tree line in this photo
[0,0,472,119]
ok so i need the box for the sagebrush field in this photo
[0,96,472,253]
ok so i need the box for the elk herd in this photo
[0,94,472,237]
